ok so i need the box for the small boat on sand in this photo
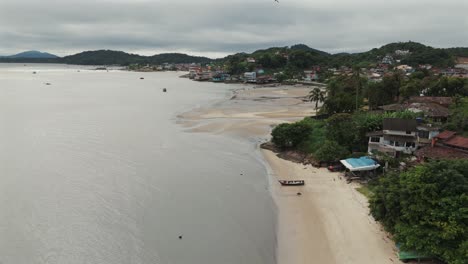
[278,180,305,186]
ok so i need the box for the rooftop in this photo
[444,136,468,149]
[416,145,468,159]
[381,102,450,118]
[436,130,457,140]
[383,118,418,132]
[408,96,453,107]
[340,157,380,172]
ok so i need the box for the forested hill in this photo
[222,42,468,74]
[0,50,213,65]
[0,42,467,66]
[328,42,461,67]
[60,50,212,65]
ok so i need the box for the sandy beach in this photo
[179,84,401,264]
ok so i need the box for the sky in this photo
[0,0,467,58]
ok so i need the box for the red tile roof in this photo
[416,145,468,159]
[436,131,457,140]
[457,57,468,64]
[409,96,453,107]
[444,136,468,149]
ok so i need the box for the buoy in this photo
[178,235,183,239]
[163,88,167,92]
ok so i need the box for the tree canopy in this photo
[370,160,468,264]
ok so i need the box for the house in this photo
[382,55,395,65]
[380,96,453,123]
[419,64,433,70]
[367,118,419,156]
[416,131,468,160]
[244,72,257,83]
[417,123,441,146]
[303,70,319,82]
[246,57,256,63]
[256,75,273,84]
[409,96,453,107]
[194,71,213,81]
[395,50,410,56]
[396,64,414,74]
[380,102,450,123]
[455,57,468,70]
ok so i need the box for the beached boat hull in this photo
[278,180,305,186]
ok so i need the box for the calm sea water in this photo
[0,64,276,264]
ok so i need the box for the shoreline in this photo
[178,83,401,264]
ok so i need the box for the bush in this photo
[271,121,313,148]
[314,140,350,162]
[326,113,356,148]
[370,160,468,264]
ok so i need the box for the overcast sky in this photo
[0,0,467,58]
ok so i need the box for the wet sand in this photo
[179,84,401,264]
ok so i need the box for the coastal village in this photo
[3,0,468,264]
[168,44,468,264]
[26,41,465,263]
[128,49,468,85]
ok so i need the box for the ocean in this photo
[0,64,276,264]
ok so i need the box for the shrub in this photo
[271,121,313,148]
[314,140,350,162]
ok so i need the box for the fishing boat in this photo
[278,180,305,186]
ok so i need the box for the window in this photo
[406,142,416,148]
[419,131,429,139]
[370,137,380,143]
[406,131,412,134]
[395,141,401,147]
[389,140,395,145]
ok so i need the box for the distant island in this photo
[0,50,59,59]
[0,50,212,65]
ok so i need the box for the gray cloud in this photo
[0,0,467,58]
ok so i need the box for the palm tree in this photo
[352,66,362,111]
[308,87,325,111]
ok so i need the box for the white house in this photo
[246,57,256,63]
[244,72,257,82]
[367,118,419,156]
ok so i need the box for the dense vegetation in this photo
[221,41,466,77]
[270,111,419,161]
[445,97,468,136]
[60,50,212,65]
[0,50,212,65]
[320,70,468,114]
[370,160,468,264]
[1,41,466,67]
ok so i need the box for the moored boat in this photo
[278,180,305,186]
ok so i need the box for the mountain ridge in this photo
[1,50,59,59]
[0,42,467,66]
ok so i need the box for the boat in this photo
[278,180,305,186]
